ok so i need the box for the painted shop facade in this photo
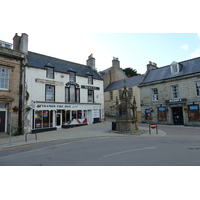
[11,34,104,134]
[139,60,200,126]
[25,52,104,133]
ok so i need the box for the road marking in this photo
[0,138,96,160]
[103,147,157,158]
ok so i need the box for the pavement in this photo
[0,120,166,150]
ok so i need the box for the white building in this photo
[24,48,104,133]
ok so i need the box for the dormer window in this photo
[69,72,76,82]
[46,67,54,79]
[88,75,93,85]
[67,68,76,82]
[45,63,54,79]
[170,61,181,74]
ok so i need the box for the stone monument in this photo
[115,80,138,132]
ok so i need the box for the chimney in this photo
[13,33,28,54]
[147,61,158,71]
[112,57,120,68]
[87,54,96,70]
[13,33,20,51]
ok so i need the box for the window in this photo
[110,106,115,116]
[145,109,152,120]
[118,90,122,99]
[110,91,113,100]
[188,105,200,121]
[88,75,93,85]
[46,67,54,79]
[88,90,94,103]
[152,88,158,101]
[170,62,181,74]
[34,110,53,129]
[196,82,200,96]
[0,67,9,90]
[128,87,133,97]
[69,72,76,82]
[45,85,55,102]
[65,86,80,103]
[158,107,167,121]
[171,85,179,99]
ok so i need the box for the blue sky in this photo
[88,33,200,74]
[1,33,200,75]
[1,1,200,75]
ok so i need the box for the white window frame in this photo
[110,106,115,116]
[152,88,158,101]
[0,67,9,90]
[171,85,179,99]
[69,72,76,82]
[170,62,180,74]
[196,82,200,97]
[88,75,93,85]
[128,87,133,97]
[46,67,54,79]
[88,90,94,103]
[118,90,122,99]
[110,91,113,100]
[45,85,55,102]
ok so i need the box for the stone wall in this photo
[140,74,200,126]
[0,47,23,134]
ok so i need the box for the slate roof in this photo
[140,56,200,85]
[27,51,102,80]
[99,67,111,75]
[105,75,144,91]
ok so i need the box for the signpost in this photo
[149,123,158,135]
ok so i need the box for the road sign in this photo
[150,123,157,129]
[9,110,14,112]
[149,123,158,135]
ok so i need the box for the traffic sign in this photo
[150,123,157,129]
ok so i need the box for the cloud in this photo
[190,45,200,59]
[182,44,188,50]
[197,33,200,39]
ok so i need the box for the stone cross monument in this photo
[115,80,138,132]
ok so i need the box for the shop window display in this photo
[145,109,152,120]
[35,110,53,128]
[188,105,200,121]
[158,107,167,121]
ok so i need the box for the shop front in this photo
[31,102,101,132]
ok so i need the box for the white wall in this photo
[25,67,104,106]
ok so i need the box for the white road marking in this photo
[103,147,157,158]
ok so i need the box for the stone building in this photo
[0,39,25,135]
[139,59,200,126]
[104,75,144,122]
[99,57,127,90]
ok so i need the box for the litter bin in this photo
[112,122,116,130]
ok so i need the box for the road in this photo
[1,124,200,166]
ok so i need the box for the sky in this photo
[1,32,200,75]
[1,1,200,75]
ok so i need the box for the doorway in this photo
[56,113,62,128]
[0,111,6,132]
[172,107,184,125]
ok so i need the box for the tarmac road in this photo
[1,121,200,166]
[1,131,200,166]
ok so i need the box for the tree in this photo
[122,67,140,77]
